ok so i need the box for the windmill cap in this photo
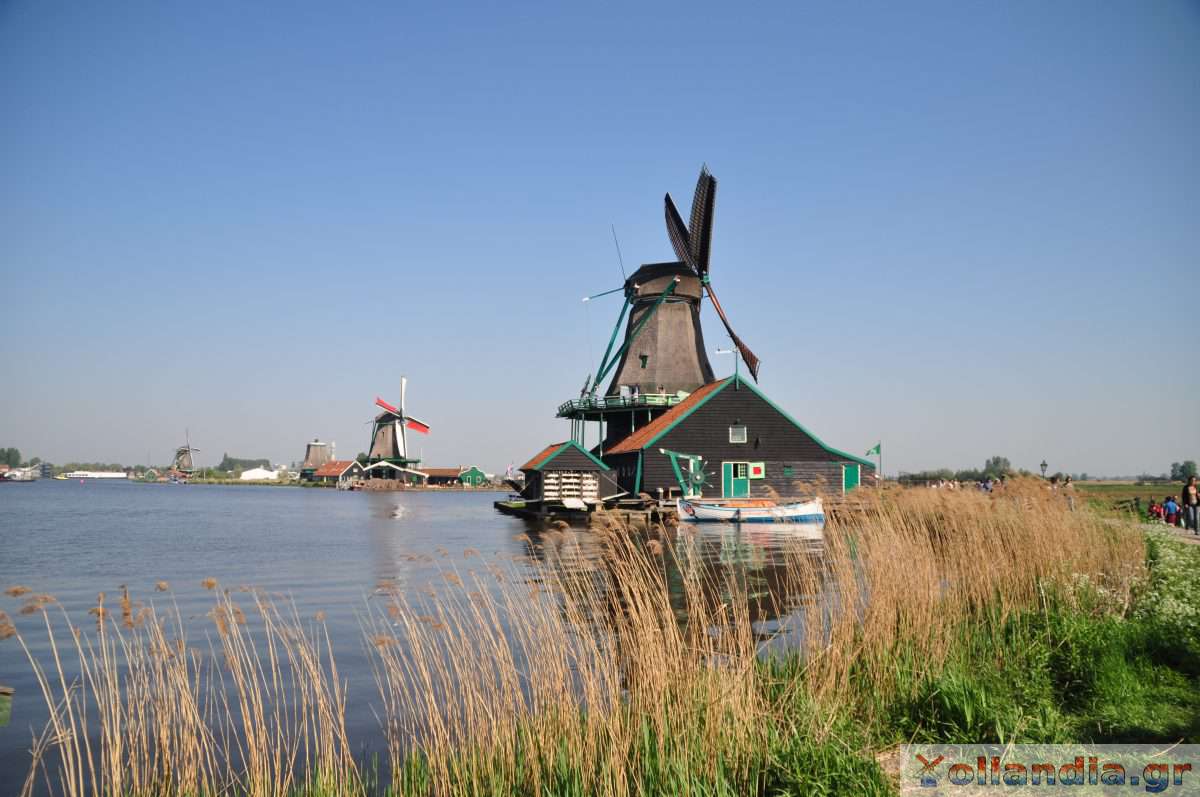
[626,262,703,300]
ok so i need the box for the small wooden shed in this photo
[519,441,623,504]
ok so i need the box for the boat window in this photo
[729,425,747,444]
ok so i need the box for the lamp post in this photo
[1040,460,1048,480]
[715,346,738,386]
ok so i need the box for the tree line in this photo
[216,454,271,472]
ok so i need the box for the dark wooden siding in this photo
[635,384,872,498]
[523,445,622,501]
[542,446,611,473]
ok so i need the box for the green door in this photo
[723,462,750,498]
[842,463,861,493]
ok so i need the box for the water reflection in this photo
[517,520,831,652]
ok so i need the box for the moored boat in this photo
[59,471,129,480]
[676,496,824,524]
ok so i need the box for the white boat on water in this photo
[3,466,40,482]
[676,496,824,524]
[58,471,129,480]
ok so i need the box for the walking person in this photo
[1163,495,1180,527]
[1183,476,1200,535]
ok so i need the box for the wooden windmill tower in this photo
[171,430,199,480]
[559,166,760,452]
[366,377,430,471]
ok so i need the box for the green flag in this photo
[865,443,881,457]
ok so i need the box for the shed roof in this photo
[521,443,564,471]
[520,440,611,472]
[423,467,465,479]
[314,460,359,477]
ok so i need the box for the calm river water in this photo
[0,480,824,790]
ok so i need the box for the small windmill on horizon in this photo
[171,430,199,481]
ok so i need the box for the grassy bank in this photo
[6,484,1198,796]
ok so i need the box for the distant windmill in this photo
[367,377,430,467]
[172,430,199,477]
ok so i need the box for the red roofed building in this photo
[312,459,365,488]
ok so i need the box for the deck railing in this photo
[557,392,688,417]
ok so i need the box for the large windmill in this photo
[560,166,760,453]
[367,377,430,468]
[171,430,199,479]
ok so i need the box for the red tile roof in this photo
[422,467,464,479]
[313,460,357,477]
[605,379,730,455]
[521,442,566,471]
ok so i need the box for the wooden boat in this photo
[675,496,824,524]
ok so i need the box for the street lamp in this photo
[1040,460,1048,479]
[715,346,738,385]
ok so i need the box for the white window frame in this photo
[729,425,748,444]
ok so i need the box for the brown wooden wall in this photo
[603,383,872,499]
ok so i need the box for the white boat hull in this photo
[676,497,824,524]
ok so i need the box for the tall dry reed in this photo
[10,483,1143,795]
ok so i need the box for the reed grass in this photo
[7,481,1161,796]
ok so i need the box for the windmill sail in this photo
[663,169,761,381]
[688,168,716,274]
[703,284,760,380]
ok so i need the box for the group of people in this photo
[1147,476,1200,534]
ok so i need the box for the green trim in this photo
[634,450,643,494]
[535,440,612,472]
[593,297,630,390]
[737,377,876,469]
[632,375,875,470]
[632,377,734,451]
[594,281,678,387]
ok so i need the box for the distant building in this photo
[240,467,279,481]
[312,459,365,488]
[422,468,464,486]
[299,439,333,482]
[459,466,489,487]
[421,466,490,487]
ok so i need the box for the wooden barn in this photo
[312,459,366,489]
[601,375,873,500]
[519,441,623,505]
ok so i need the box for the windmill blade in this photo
[664,193,697,271]
[704,283,761,381]
[687,168,717,275]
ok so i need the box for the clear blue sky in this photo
[2,1,1197,476]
